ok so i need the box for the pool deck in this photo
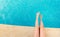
[0,24,60,37]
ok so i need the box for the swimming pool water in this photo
[0,0,60,28]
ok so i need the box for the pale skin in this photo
[34,12,45,37]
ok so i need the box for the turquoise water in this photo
[0,0,60,28]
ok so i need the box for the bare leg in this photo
[40,15,45,37]
[34,12,40,37]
